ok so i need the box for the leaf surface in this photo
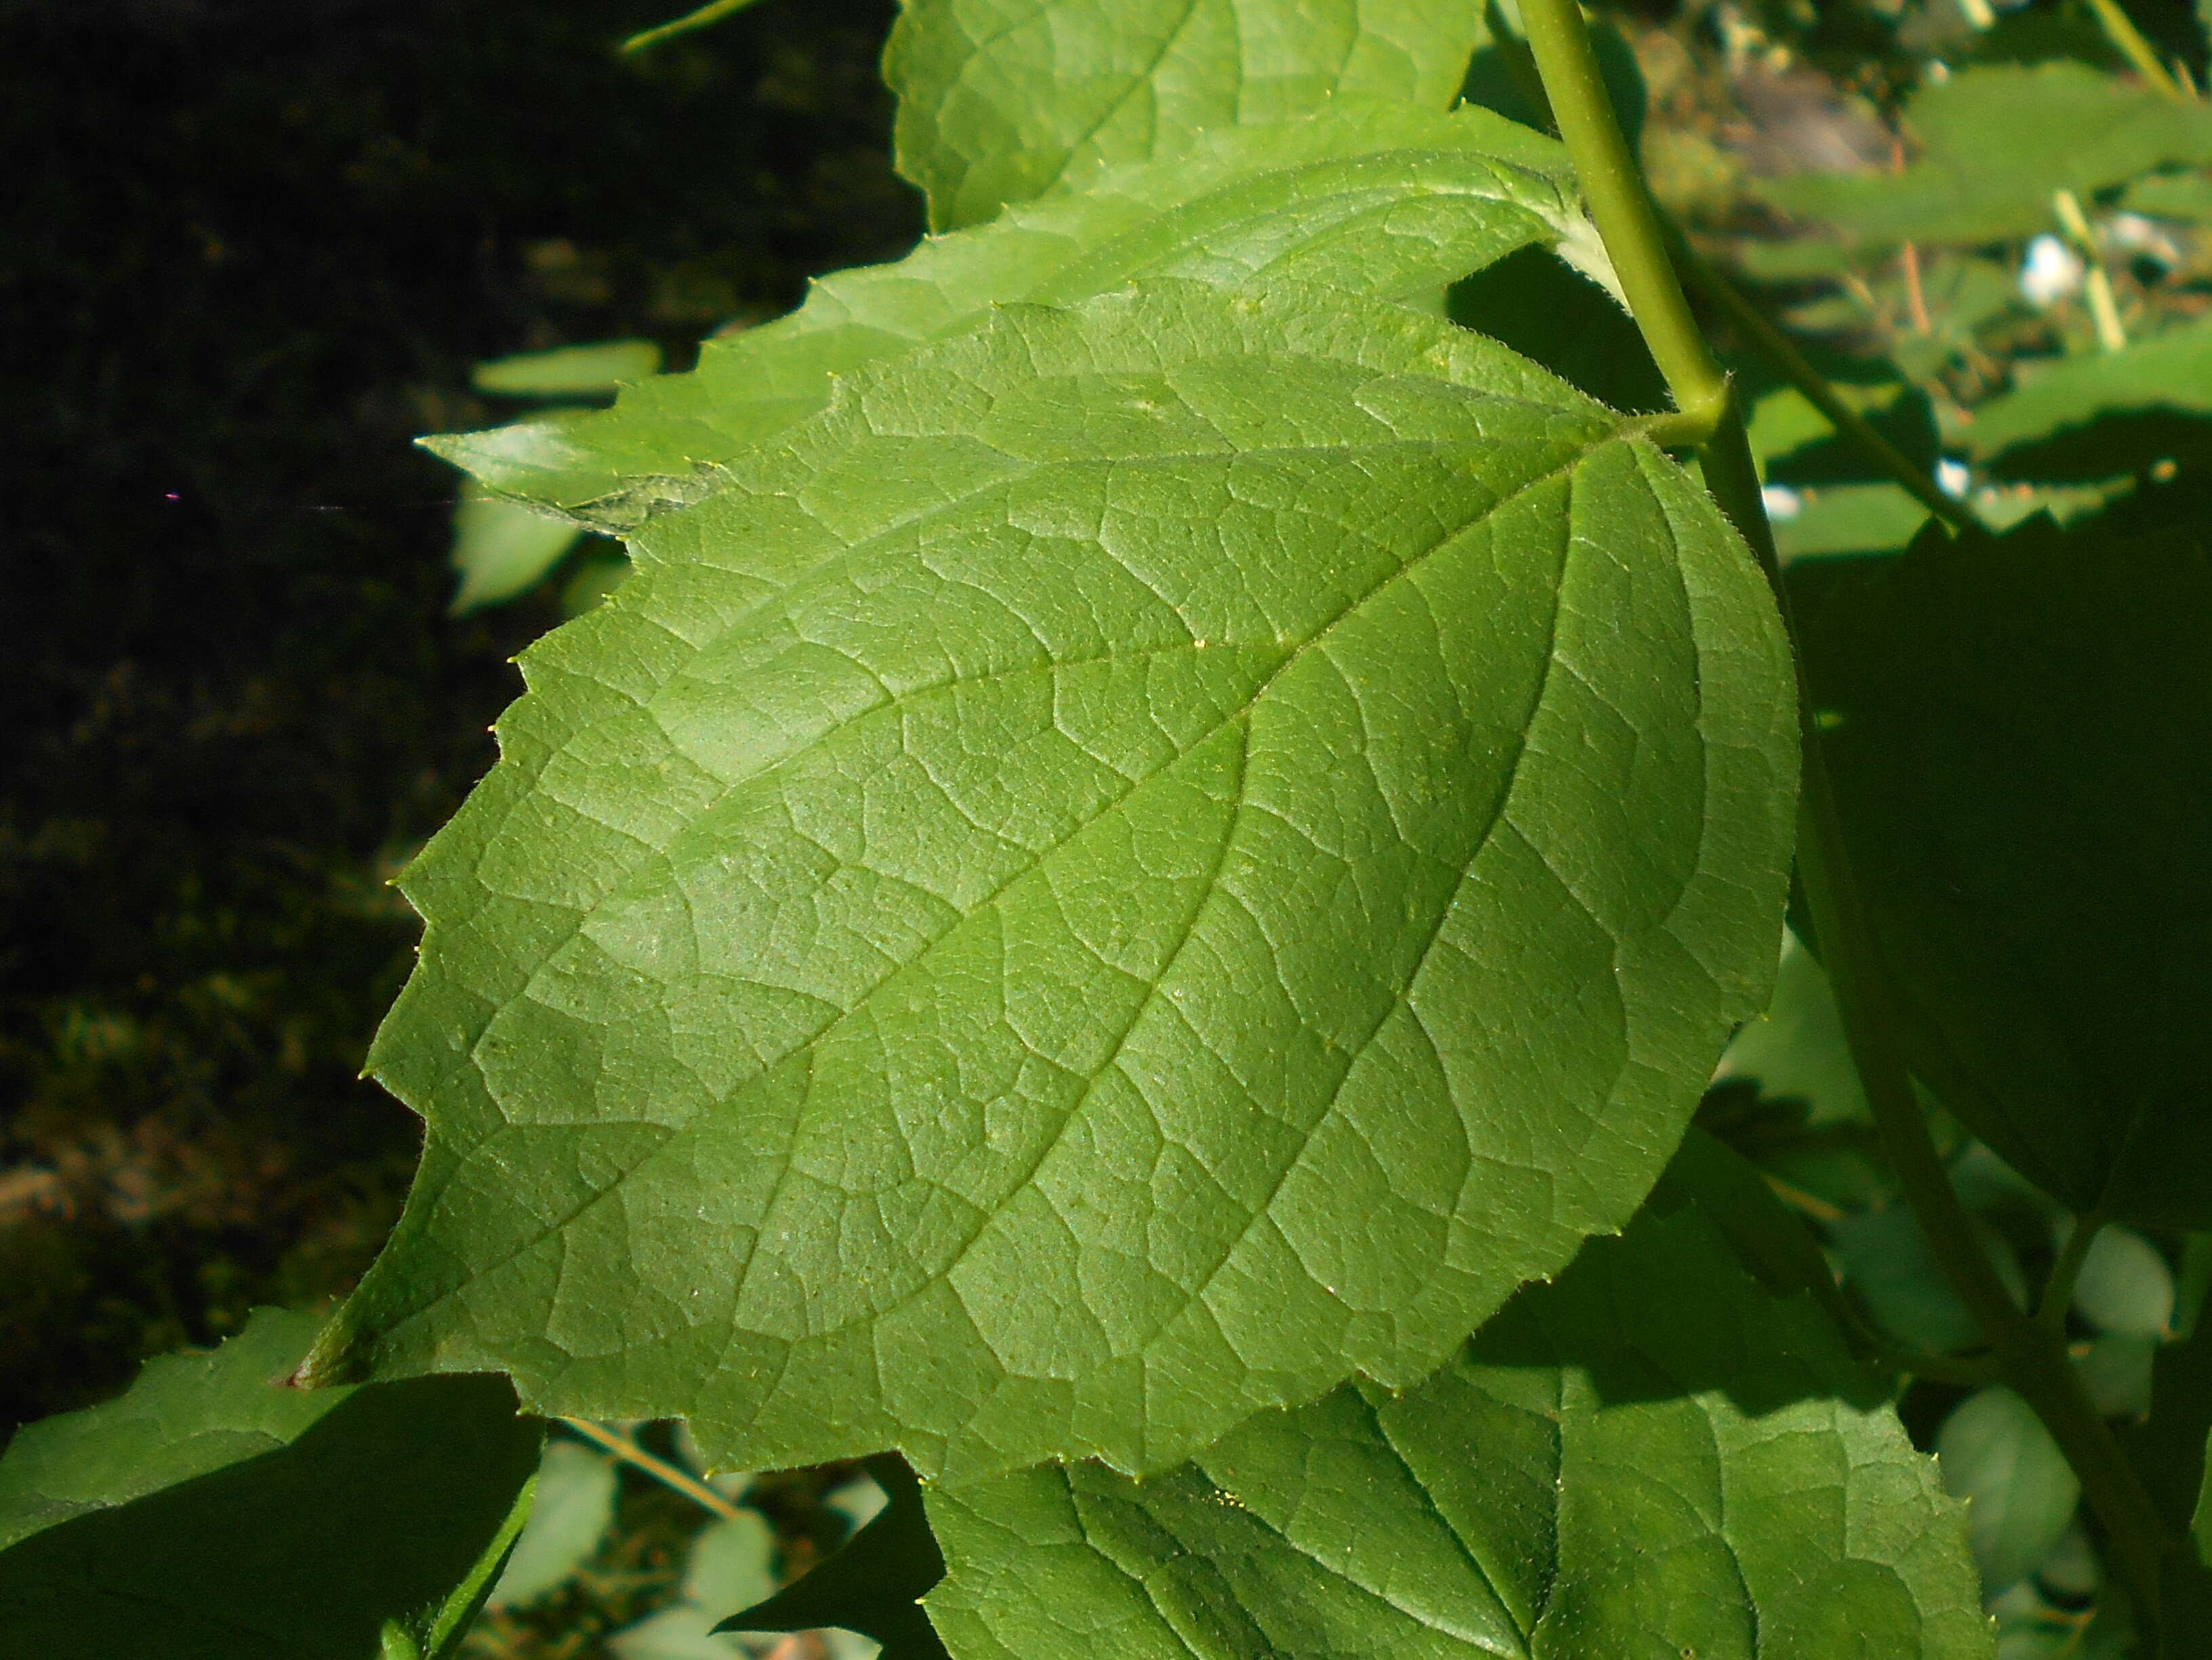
[0,1309,540,1660]
[1800,519,2212,1225]
[923,1141,1991,1659]
[307,279,1798,1481]
[429,101,1577,526]
[884,0,1485,229]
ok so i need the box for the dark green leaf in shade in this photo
[922,1140,1992,1659]
[302,279,1798,1484]
[883,0,1485,229]
[1446,243,1668,413]
[718,1456,947,1660]
[1761,63,2212,249]
[1798,518,2212,1227]
[428,100,1580,527]
[0,1309,540,1660]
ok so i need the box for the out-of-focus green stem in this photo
[2083,0,2189,99]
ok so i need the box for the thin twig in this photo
[2083,0,2190,100]
[559,1417,744,1519]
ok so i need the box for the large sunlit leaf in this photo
[0,1308,540,1660]
[883,0,1485,229]
[1800,519,2212,1226]
[302,279,1796,1483]
[1763,62,2212,249]
[428,100,1579,527]
[922,1138,1991,1659]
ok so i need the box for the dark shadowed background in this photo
[0,0,919,1430]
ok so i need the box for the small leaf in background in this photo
[447,483,588,615]
[0,1309,540,1659]
[1958,313,2212,471]
[1833,1206,2025,1354]
[607,1509,776,1660]
[1939,1388,2083,1596]
[2068,1225,2177,1340]
[2073,1332,2158,1420]
[2178,1236,2212,1343]
[1761,62,2212,248]
[825,1473,888,1537]
[484,1439,619,1610]
[472,340,663,399]
[1714,924,1870,1124]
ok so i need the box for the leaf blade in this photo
[884,0,1487,229]
[312,280,1797,1482]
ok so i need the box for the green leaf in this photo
[473,341,664,400]
[0,1309,540,1659]
[1762,62,2212,248]
[1832,1205,2025,1355]
[449,479,590,615]
[306,279,1798,1483]
[923,1145,1991,1659]
[607,1509,777,1660]
[2123,167,2212,222]
[721,1456,946,1660]
[1714,924,1870,1125]
[1957,313,2212,468]
[1937,1387,2081,1596]
[1801,517,2212,1227]
[2069,1225,2177,1340]
[429,100,1580,527]
[1765,481,1936,562]
[883,0,1487,229]
[485,1438,619,1608]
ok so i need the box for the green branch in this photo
[1514,0,2177,1621]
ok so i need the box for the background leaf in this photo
[1799,517,2212,1227]
[484,1438,620,1610]
[1761,63,2212,249]
[306,279,1796,1484]
[883,0,1486,229]
[0,1309,540,1660]
[428,100,1579,526]
[472,341,664,400]
[923,1139,1990,1659]
[1938,1388,2082,1598]
[447,482,590,615]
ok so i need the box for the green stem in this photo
[2083,0,2190,100]
[1514,0,2175,1619]
[1664,231,1986,534]
[2038,1211,2110,1335]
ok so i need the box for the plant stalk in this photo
[559,1417,744,1519]
[1514,0,2175,1618]
[1662,227,1985,534]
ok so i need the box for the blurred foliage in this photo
[0,0,917,1434]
